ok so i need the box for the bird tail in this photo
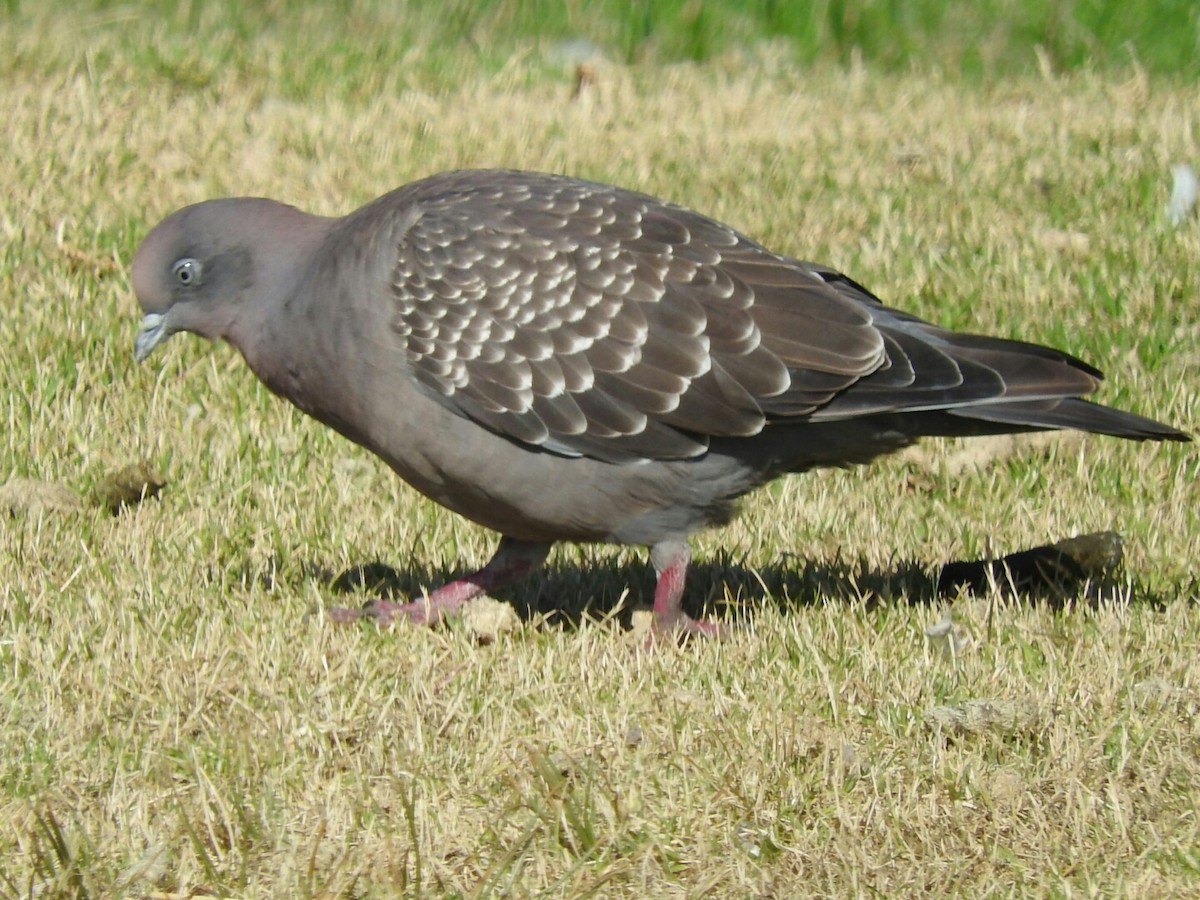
[945,397,1189,442]
[896,397,1189,442]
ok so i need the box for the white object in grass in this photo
[1167,163,1197,226]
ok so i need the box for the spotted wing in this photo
[388,170,885,462]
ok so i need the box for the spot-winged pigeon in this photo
[132,169,1189,635]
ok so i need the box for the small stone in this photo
[925,610,972,656]
[460,596,521,643]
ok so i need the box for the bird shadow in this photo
[325,551,923,629]
[316,533,1145,631]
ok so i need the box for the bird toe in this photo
[647,610,731,645]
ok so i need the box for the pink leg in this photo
[649,540,727,638]
[324,537,550,627]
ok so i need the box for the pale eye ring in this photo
[172,258,202,287]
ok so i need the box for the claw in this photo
[320,537,550,629]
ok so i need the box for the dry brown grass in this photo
[1,12,1198,898]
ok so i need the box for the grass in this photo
[2,3,1199,897]
[5,0,1200,91]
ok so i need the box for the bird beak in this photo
[135,312,174,362]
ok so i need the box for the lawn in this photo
[1,3,1198,897]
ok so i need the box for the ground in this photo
[1,6,1198,897]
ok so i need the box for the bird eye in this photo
[172,258,202,287]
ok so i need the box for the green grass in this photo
[2,3,1199,897]
[4,0,1200,93]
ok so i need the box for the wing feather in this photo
[385,170,1124,461]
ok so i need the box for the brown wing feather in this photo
[389,171,885,462]
[386,169,1161,463]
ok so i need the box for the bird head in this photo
[131,198,323,362]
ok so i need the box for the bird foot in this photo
[644,542,728,643]
[642,609,730,646]
[319,539,550,630]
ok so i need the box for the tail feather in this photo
[793,298,1190,443]
[947,398,1190,442]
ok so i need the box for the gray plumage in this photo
[132,169,1189,634]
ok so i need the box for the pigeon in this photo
[131,168,1189,635]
